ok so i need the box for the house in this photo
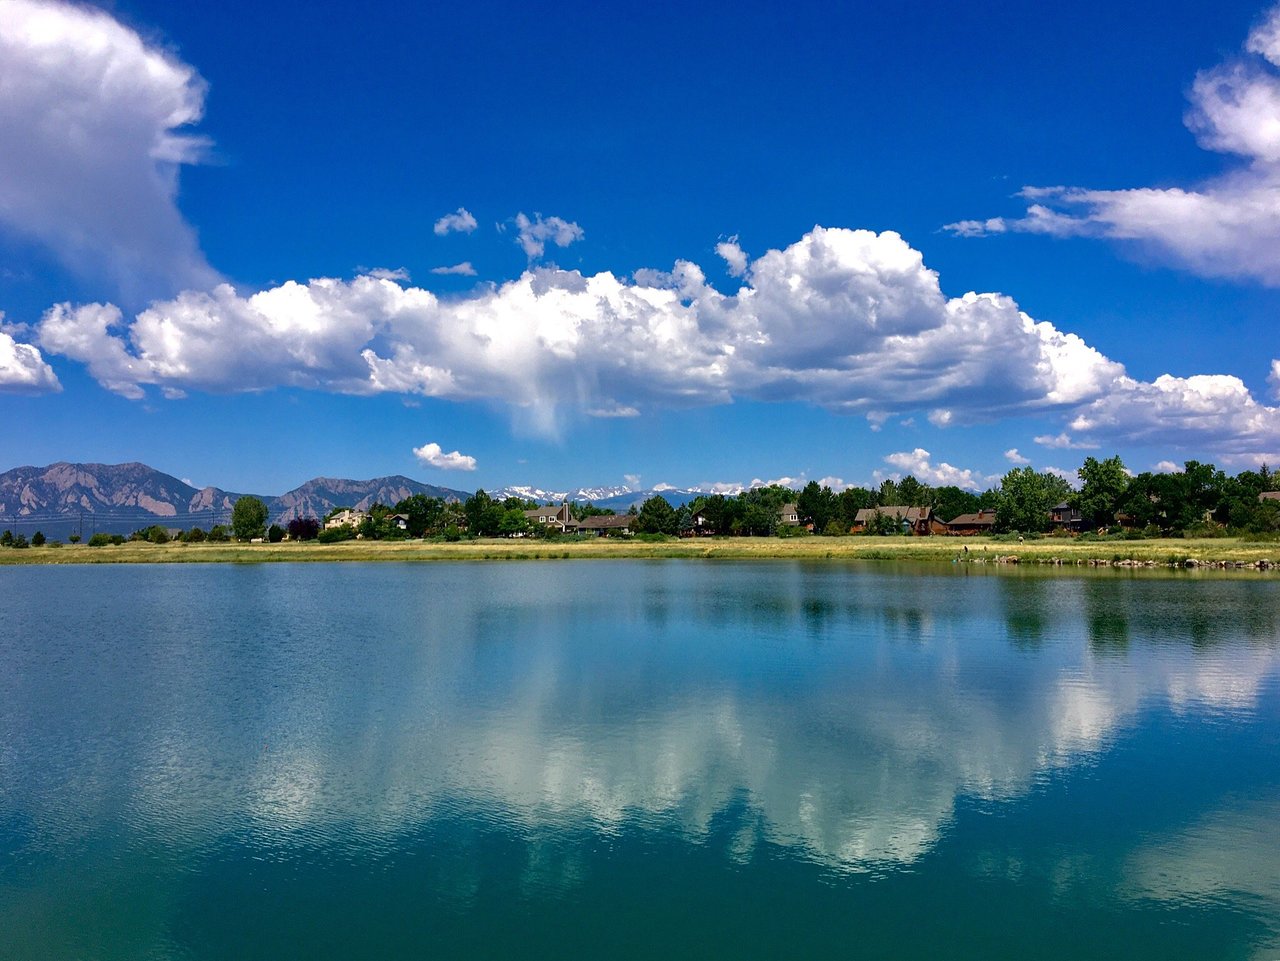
[387,513,410,531]
[942,509,997,536]
[577,514,633,536]
[1048,502,1084,532]
[325,508,367,530]
[1260,491,1280,503]
[523,503,577,532]
[778,503,802,526]
[851,506,938,535]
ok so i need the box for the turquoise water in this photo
[1,561,1278,960]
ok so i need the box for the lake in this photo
[1,561,1278,959]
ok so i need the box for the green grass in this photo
[1,535,1279,570]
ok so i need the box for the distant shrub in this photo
[1183,522,1227,539]
[442,525,463,542]
[68,533,81,543]
[267,524,285,543]
[110,534,126,546]
[317,525,355,544]
[287,517,320,541]
[31,531,45,546]
[775,523,809,538]
[87,533,112,547]
[207,525,230,543]
[184,527,206,543]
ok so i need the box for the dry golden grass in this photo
[2,534,1279,569]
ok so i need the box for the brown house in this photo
[942,509,997,535]
[577,514,633,536]
[1048,502,1084,532]
[523,503,577,532]
[851,506,938,535]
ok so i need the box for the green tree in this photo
[31,531,46,546]
[267,523,286,543]
[231,496,269,540]
[738,500,778,536]
[498,508,531,537]
[835,487,876,529]
[185,526,207,543]
[68,533,81,543]
[932,486,981,523]
[393,494,446,537]
[877,478,901,506]
[1074,456,1129,530]
[635,495,678,535]
[207,524,231,543]
[463,490,504,537]
[797,481,837,531]
[147,525,170,544]
[995,468,1071,533]
[897,475,929,507]
[865,509,902,536]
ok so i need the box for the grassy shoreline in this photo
[2,535,1279,571]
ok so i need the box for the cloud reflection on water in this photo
[0,562,1277,954]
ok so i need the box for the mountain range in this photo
[0,462,735,539]
[0,462,470,538]
[488,485,711,511]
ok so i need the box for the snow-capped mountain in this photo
[489,484,716,510]
[490,484,638,503]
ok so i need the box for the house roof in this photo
[578,514,632,529]
[945,511,996,527]
[779,503,798,515]
[523,504,570,521]
[1260,491,1280,502]
[853,506,932,523]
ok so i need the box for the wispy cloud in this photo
[429,262,477,276]
[433,207,477,236]
[944,4,1280,286]
[514,212,584,259]
[362,266,411,282]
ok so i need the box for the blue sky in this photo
[3,0,1280,495]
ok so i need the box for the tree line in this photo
[4,455,1277,547]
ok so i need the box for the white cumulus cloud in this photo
[1004,448,1031,464]
[433,208,477,236]
[882,449,995,491]
[945,4,1280,285]
[514,213,584,259]
[716,236,749,277]
[0,329,60,394]
[0,0,219,298]
[412,442,477,471]
[32,226,1280,454]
